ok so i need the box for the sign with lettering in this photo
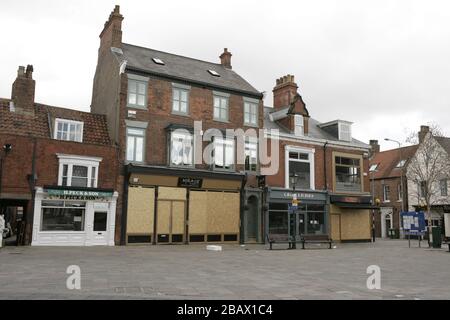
[178,177,203,188]
[330,195,372,205]
[45,188,114,200]
[268,189,327,202]
[401,211,426,235]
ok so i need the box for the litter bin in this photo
[393,228,400,239]
[431,226,442,248]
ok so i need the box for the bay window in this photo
[57,154,101,188]
[170,131,194,167]
[214,137,234,170]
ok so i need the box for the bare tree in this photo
[406,124,450,240]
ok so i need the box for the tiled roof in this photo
[115,43,262,98]
[370,145,418,179]
[0,98,111,145]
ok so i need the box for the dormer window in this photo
[294,115,304,136]
[338,122,352,142]
[54,119,83,143]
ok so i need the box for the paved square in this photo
[0,239,449,300]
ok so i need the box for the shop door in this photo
[157,200,186,244]
[90,211,108,245]
[297,213,306,239]
[245,196,259,242]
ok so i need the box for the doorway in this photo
[157,200,186,244]
[1,205,25,246]
[245,196,259,242]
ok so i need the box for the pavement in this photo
[0,239,449,300]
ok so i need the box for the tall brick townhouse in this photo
[263,75,374,242]
[91,6,264,245]
[0,66,119,246]
[369,139,418,238]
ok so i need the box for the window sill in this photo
[171,111,190,117]
[244,122,259,128]
[127,104,147,110]
[213,118,230,124]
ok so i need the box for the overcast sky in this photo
[1,0,449,151]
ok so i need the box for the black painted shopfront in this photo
[265,187,328,241]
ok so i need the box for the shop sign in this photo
[45,188,113,200]
[269,189,327,202]
[178,177,203,188]
[330,195,372,204]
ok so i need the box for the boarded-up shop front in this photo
[123,165,244,245]
[329,194,374,242]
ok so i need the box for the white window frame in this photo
[294,115,304,136]
[383,185,390,203]
[126,127,146,163]
[213,137,235,171]
[169,130,195,168]
[213,92,229,122]
[244,137,258,172]
[57,154,102,188]
[440,179,448,197]
[369,164,379,172]
[244,98,259,127]
[54,118,84,143]
[397,183,402,201]
[285,146,315,190]
[338,122,352,142]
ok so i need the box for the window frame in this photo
[243,98,259,127]
[213,136,235,171]
[294,115,304,136]
[172,83,190,115]
[169,130,195,168]
[244,137,258,173]
[54,118,84,143]
[57,154,101,188]
[127,74,149,110]
[440,179,448,197]
[383,185,390,202]
[126,126,146,163]
[213,92,230,122]
[338,122,352,142]
[333,152,364,193]
[285,146,315,190]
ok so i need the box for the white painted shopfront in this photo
[31,187,118,246]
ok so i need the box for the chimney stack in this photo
[273,75,298,109]
[11,64,35,115]
[99,5,124,55]
[369,140,380,154]
[220,48,232,69]
[418,125,430,143]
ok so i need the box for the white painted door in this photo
[91,211,108,245]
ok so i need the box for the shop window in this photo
[244,137,258,172]
[126,127,145,162]
[224,234,238,242]
[128,235,152,244]
[172,234,184,243]
[335,156,362,192]
[268,211,288,234]
[306,212,325,235]
[57,154,101,188]
[213,137,235,171]
[207,234,222,242]
[170,131,194,167]
[189,235,205,242]
[158,234,170,243]
[54,119,83,143]
[286,148,314,190]
[41,201,86,232]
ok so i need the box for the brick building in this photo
[0,65,119,246]
[263,75,373,242]
[369,140,418,238]
[90,6,264,245]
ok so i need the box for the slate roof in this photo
[369,145,418,179]
[263,106,369,148]
[116,43,262,98]
[0,98,111,145]
[435,136,450,155]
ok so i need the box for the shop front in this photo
[329,194,373,242]
[124,165,244,245]
[265,187,329,241]
[31,186,118,246]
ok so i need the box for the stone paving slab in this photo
[0,240,449,300]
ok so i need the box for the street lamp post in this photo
[370,169,377,242]
[290,173,299,249]
[384,138,404,238]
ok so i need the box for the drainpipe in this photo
[239,173,248,245]
[120,166,130,246]
[25,138,38,245]
[323,142,328,190]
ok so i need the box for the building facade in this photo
[263,75,373,243]
[0,66,119,246]
[90,6,265,245]
[368,140,417,238]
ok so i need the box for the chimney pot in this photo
[418,125,430,143]
[220,48,232,69]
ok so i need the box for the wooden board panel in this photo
[158,187,186,200]
[339,209,371,240]
[202,179,242,191]
[220,192,240,233]
[157,201,171,234]
[172,202,185,234]
[189,191,208,234]
[330,214,341,241]
[126,187,154,234]
[207,191,240,234]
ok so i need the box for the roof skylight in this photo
[152,58,165,65]
[208,69,220,77]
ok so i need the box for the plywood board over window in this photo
[127,186,155,234]
[158,187,187,200]
[189,191,208,234]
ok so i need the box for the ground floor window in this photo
[41,200,86,231]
